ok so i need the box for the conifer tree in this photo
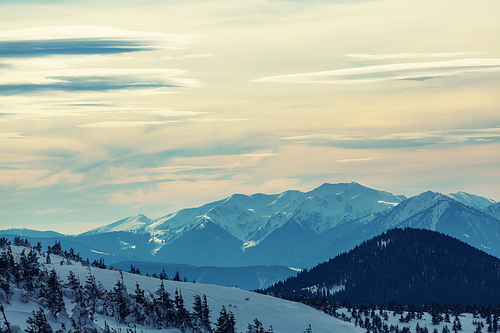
[202,294,212,331]
[65,271,81,294]
[43,269,65,317]
[71,288,94,332]
[131,282,146,325]
[174,289,191,331]
[111,277,131,324]
[452,316,462,332]
[215,306,236,333]
[26,308,53,333]
[84,269,104,321]
[153,280,174,328]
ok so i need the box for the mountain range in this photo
[2,182,499,271]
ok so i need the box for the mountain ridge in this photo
[3,182,500,268]
[261,228,500,306]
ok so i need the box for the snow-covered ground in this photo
[1,245,364,333]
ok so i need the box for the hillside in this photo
[262,228,500,306]
[0,240,362,333]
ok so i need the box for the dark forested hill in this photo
[261,228,500,306]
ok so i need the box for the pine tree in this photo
[71,288,94,332]
[215,306,236,333]
[174,289,191,331]
[202,294,212,331]
[26,308,53,333]
[452,316,462,332]
[111,275,131,324]
[84,269,104,321]
[131,284,146,325]
[43,269,65,317]
[153,280,174,328]
[66,271,81,294]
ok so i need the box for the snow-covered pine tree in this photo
[131,282,146,325]
[42,268,65,318]
[65,271,80,296]
[110,274,131,324]
[83,268,105,321]
[152,280,174,329]
[71,288,95,333]
[174,289,192,331]
[26,308,53,333]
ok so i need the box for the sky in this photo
[1,0,500,234]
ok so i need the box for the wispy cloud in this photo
[252,58,500,84]
[78,120,182,128]
[345,52,483,61]
[0,26,196,54]
[282,127,500,149]
[34,208,72,215]
[0,39,159,58]
[177,53,218,60]
[336,157,378,163]
[0,132,25,141]
[0,68,200,95]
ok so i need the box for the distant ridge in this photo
[0,227,65,238]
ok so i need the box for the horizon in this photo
[1,0,500,235]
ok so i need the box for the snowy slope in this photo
[484,202,500,219]
[0,245,363,333]
[448,191,496,210]
[361,191,500,258]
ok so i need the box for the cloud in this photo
[0,132,25,141]
[336,157,378,163]
[252,58,500,84]
[0,26,196,57]
[345,52,483,60]
[78,120,182,128]
[0,39,159,58]
[177,53,218,60]
[0,68,201,95]
[282,127,500,149]
[34,208,68,215]
[0,169,85,189]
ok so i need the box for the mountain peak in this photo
[81,213,154,235]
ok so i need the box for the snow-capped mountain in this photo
[136,182,401,247]
[447,191,496,210]
[368,191,500,252]
[74,182,404,266]
[296,190,500,267]
[5,182,500,270]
